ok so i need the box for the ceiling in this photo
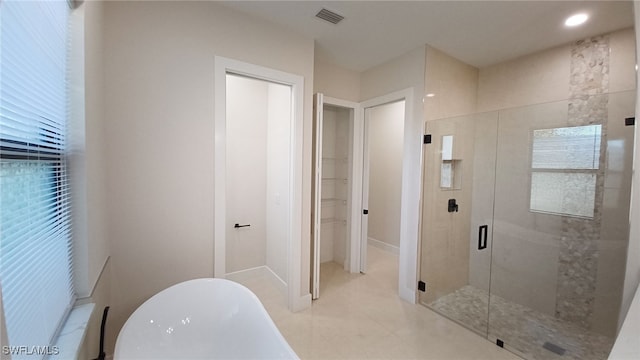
[220,1,635,72]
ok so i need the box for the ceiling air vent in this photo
[315,8,344,25]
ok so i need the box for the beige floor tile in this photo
[237,245,522,360]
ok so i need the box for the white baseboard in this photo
[264,266,287,294]
[368,237,400,254]
[293,293,312,312]
[225,265,265,281]
[224,266,312,312]
[225,265,287,295]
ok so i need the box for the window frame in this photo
[528,124,603,219]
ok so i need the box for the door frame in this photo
[359,88,422,303]
[324,96,363,274]
[311,94,362,299]
[213,56,307,311]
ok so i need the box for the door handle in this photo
[478,225,488,250]
[234,223,251,229]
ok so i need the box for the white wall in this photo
[314,58,361,102]
[103,1,314,353]
[266,82,292,282]
[367,101,405,249]
[360,46,426,301]
[226,75,268,273]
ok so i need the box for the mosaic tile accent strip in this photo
[429,286,614,360]
[569,36,610,97]
[556,35,610,328]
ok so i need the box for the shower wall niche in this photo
[319,105,352,266]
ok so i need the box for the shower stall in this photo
[419,90,635,360]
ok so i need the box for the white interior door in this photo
[311,93,324,299]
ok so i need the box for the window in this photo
[529,124,602,218]
[0,0,74,357]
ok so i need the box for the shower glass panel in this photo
[489,90,635,360]
[420,90,635,360]
[419,111,499,337]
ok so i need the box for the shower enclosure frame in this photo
[418,90,636,359]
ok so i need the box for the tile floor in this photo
[235,246,520,359]
[429,286,613,360]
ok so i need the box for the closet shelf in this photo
[321,198,347,205]
[321,217,347,225]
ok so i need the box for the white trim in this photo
[359,88,421,304]
[225,266,287,294]
[360,110,371,273]
[213,56,305,312]
[323,96,362,274]
[323,96,359,109]
[51,303,95,360]
[312,93,323,300]
[292,293,312,312]
[368,237,400,255]
[312,94,362,300]
[76,256,110,303]
[265,266,288,293]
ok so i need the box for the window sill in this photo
[50,303,95,360]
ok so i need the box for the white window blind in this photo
[0,0,75,358]
[530,125,601,218]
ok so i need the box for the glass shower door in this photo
[488,91,636,360]
[419,111,498,337]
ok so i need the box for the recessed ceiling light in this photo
[426,93,435,98]
[565,13,588,27]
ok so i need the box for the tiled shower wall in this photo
[421,28,635,338]
[556,35,610,329]
[474,29,636,337]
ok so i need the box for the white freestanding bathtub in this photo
[114,278,298,359]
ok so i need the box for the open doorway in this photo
[214,57,308,312]
[311,95,360,299]
[311,89,421,304]
[361,100,405,280]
